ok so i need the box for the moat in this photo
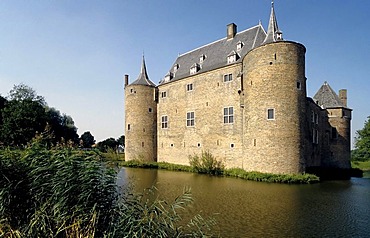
[118,168,370,237]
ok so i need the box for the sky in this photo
[0,0,369,145]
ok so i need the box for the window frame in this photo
[186,111,195,127]
[223,106,234,124]
[223,73,233,82]
[161,91,167,98]
[161,115,168,129]
[186,83,193,92]
[267,108,275,120]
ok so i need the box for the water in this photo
[117,168,370,237]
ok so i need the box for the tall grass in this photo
[0,140,215,237]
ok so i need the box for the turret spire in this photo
[263,0,283,44]
[131,55,156,86]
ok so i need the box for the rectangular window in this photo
[127,124,131,131]
[267,108,275,120]
[161,91,167,98]
[315,113,319,124]
[224,74,233,82]
[223,107,234,124]
[186,112,195,127]
[186,83,193,91]
[148,108,152,113]
[161,115,168,129]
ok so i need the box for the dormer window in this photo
[173,64,179,72]
[164,72,173,82]
[276,30,283,41]
[237,41,244,51]
[199,54,206,63]
[190,63,199,75]
[227,51,239,64]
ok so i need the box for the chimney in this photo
[227,23,237,40]
[339,89,347,107]
[124,74,129,87]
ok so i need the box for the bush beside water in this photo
[0,141,215,237]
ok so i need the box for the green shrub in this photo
[189,151,225,175]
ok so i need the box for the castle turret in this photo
[124,56,158,161]
[313,82,352,169]
[242,3,307,174]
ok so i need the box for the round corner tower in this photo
[124,57,158,162]
[243,39,307,174]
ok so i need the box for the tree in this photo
[117,135,125,147]
[8,83,46,106]
[352,116,370,161]
[96,137,118,152]
[80,131,95,148]
[45,107,79,145]
[0,85,48,146]
[1,99,46,146]
[0,95,7,126]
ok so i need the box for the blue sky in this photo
[0,1,369,145]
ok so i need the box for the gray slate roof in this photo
[159,24,267,84]
[131,56,156,87]
[313,82,345,108]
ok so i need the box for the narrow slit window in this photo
[267,108,275,120]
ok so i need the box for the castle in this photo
[124,3,352,175]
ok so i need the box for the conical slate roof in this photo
[263,1,282,44]
[313,81,345,108]
[131,56,156,87]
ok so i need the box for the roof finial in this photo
[263,0,283,44]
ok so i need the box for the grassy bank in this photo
[351,160,370,171]
[120,160,320,184]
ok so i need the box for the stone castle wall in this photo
[125,41,351,175]
[157,64,245,168]
[242,41,307,174]
[125,84,157,161]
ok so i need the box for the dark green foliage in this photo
[96,137,119,152]
[0,143,117,237]
[0,84,79,147]
[96,135,125,153]
[80,131,95,148]
[352,116,370,162]
[45,107,79,145]
[0,95,6,129]
[117,135,125,147]
[1,99,47,146]
[0,141,215,237]
[189,151,225,175]
[7,83,46,106]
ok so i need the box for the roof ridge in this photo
[178,24,263,57]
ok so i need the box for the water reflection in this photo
[119,168,370,237]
